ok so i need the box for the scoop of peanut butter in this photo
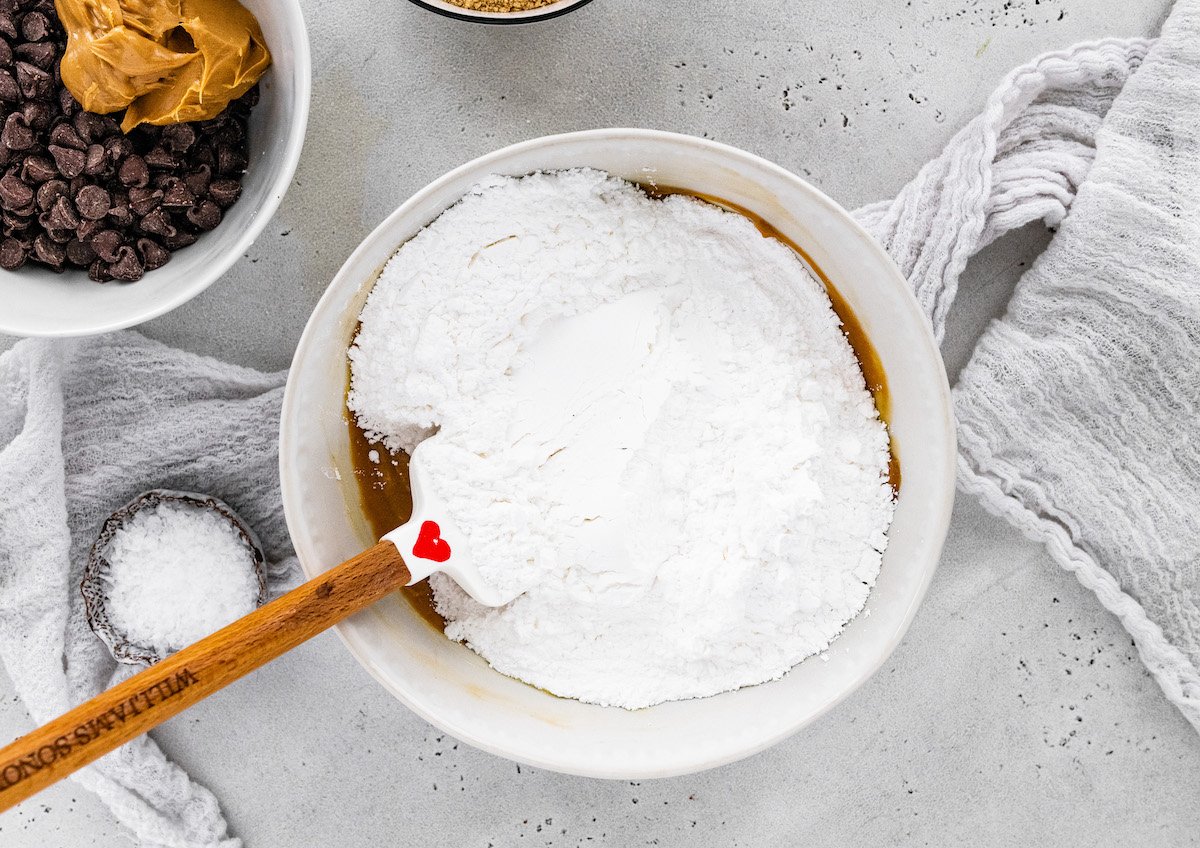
[55,0,271,133]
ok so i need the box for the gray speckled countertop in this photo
[3,0,1199,845]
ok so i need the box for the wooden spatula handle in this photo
[0,540,409,814]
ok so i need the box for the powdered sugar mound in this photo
[349,169,894,709]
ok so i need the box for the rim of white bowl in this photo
[281,128,956,778]
[0,1,312,338]
[405,0,594,23]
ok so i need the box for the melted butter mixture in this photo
[346,187,899,629]
[345,420,443,629]
[56,0,271,132]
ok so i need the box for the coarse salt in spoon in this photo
[0,455,510,812]
[82,490,269,666]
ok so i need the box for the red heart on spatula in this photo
[412,520,452,563]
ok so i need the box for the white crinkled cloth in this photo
[0,333,297,848]
[1,2,1199,845]
[853,0,1200,731]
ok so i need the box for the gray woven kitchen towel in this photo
[855,0,1199,729]
[0,332,296,847]
[955,5,1200,728]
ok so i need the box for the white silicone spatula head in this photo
[381,444,518,608]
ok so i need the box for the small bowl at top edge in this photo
[405,0,594,24]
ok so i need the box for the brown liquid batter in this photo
[345,415,442,628]
[346,186,901,629]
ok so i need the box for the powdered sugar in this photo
[349,169,894,708]
[103,501,260,656]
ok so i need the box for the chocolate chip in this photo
[104,134,132,164]
[88,258,110,282]
[83,143,106,175]
[216,145,247,176]
[203,114,238,136]
[117,154,149,188]
[2,112,34,150]
[107,245,143,281]
[32,232,64,269]
[207,178,241,209]
[144,146,178,169]
[35,178,65,211]
[48,144,85,178]
[0,40,12,69]
[160,123,196,153]
[0,234,25,268]
[47,194,78,229]
[183,164,211,196]
[21,99,52,130]
[136,237,170,271]
[46,226,73,244]
[2,208,29,230]
[71,110,107,144]
[0,14,16,41]
[186,199,221,231]
[49,122,85,151]
[14,40,54,70]
[160,178,194,210]
[138,206,174,237]
[75,218,101,241]
[197,116,223,136]
[128,186,160,216]
[162,230,196,250]
[89,229,122,262]
[75,184,109,220]
[65,236,94,266]
[19,11,50,41]
[0,172,32,210]
[21,154,55,183]
[0,70,17,103]
[14,61,50,100]
[192,143,216,170]
[57,87,78,116]
[107,203,132,227]
[210,122,245,150]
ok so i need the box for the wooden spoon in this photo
[0,541,406,812]
[0,447,513,812]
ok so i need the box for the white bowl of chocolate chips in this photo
[0,0,311,337]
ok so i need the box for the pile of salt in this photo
[102,501,260,657]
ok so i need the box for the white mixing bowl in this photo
[280,129,955,778]
[0,0,311,338]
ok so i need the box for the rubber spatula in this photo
[0,442,513,812]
